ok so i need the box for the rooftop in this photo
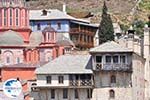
[90,41,133,53]
[36,54,92,74]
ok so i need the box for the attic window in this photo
[42,10,47,16]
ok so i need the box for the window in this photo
[120,55,126,64]
[47,22,51,26]
[10,9,12,26]
[57,22,61,30]
[113,55,118,63]
[106,56,111,63]
[51,89,55,99]
[0,10,2,26]
[63,89,68,99]
[58,76,64,84]
[96,56,102,63]
[109,90,115,98]
[87,89,92,98]
[16,9,19,26]
[46,76,51,84]
[17,57,20,63]
[4,9,7,26]
[74,89,78,99]
[37,23,41,30]
[6,57,10,63]
[110,75,116,83]
[42,9,47,16]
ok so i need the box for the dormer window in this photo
[42,9,47,16]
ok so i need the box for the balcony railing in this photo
[70,28,94,35]
[69,79,93,87]
[95,63,132,72]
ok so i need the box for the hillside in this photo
[26,0,150,25]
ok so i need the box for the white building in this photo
[31,54,93,100]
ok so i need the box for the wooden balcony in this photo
[69,79,93,88]
[73,41,93,48]
[95,63,132,72]
[70,28,95,35]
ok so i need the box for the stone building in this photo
[31,41,145,100]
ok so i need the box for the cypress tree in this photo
[98,1,114,44]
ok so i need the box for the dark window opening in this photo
[120,55,126,63]
[110,75,116,83]
[57,22,61,30]
[46,76,51,84]
[106,56,111,63]
[37,23,41,30]
[87,89,92,98]
[113,56,118,63]
[58,76,64,84]
[109,90,115,98]
[51,89,55,99]
[63,89,68,99]
[75,89,78,99]
[96,56,102,63]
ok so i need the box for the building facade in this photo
[31,41,145,100]
[29,9,98,50]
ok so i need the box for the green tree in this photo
[98,1,114,44]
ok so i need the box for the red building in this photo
[0,0,73,99]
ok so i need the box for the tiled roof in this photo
[29,9,91,24]
[90,41,133,53]
[36,54,93,74]
[29,9,76,20]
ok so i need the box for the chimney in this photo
[144,24,150,58]
[63,3,67,14]
[127,26,135,51]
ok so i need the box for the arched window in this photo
[6,56,10,63]
[10,8,13,26]
[16,9,19,26]
[4,9,7,26]
[109,90,115,98]
[0,9,2,26]
[110,75,116,83]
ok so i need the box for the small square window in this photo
[58,76,64,84]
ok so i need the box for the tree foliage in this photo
[98,1,114,44]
